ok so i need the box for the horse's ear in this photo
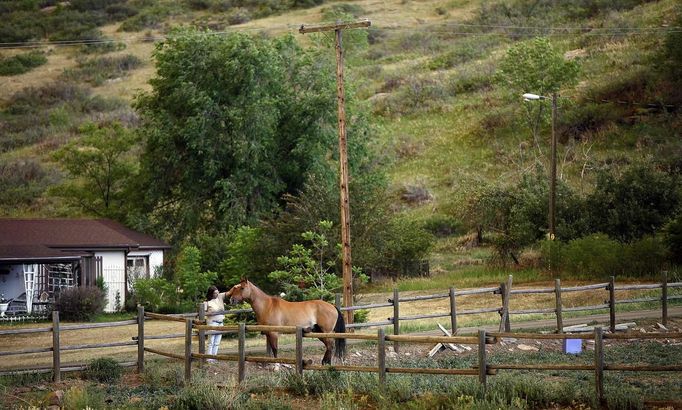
[240,277,248,285]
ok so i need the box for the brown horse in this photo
[228,279,345,365]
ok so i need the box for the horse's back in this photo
[272,298,338,331]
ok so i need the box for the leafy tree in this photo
[663,212,682,265]
[497,37,579,97]
[175,245,217,304]
[133,29,364,242]
[585,165,680,242]
[51,121,137,219]
[269,221,367,302]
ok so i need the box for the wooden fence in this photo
[0,311,137,379]
[141,308,682,404]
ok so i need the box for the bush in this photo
[171,382,242,409]
[561,234,624,278]
[0,51,48,76]
[63,54,143,86]
[622,236,668,277]
[54,286,106,321]
[133,277,177,312]
[84,357,122,383]
[663,213,682,265]
[422,214,462,237]
[586,164,680,242]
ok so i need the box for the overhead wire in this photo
[0,18,679,49]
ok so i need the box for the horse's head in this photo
[229,278,252,304]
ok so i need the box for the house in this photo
[0,219,170,313]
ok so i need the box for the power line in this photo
[0,20,679,49]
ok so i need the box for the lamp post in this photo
[523,92,558,241]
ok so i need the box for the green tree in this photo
[497,37,579,97]
[586,165,680,242]
[269,221,367,302]
[51,121,137,219]
[132,29,363,242]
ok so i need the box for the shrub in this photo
[622,236,668,277]
[561,234,624,278]
[422,214,462,237]
[171,382,242,409]
[62,386,105,410]
[84,357,122,383]
[663,212,682,265]
[133,277,177,312]
[586,164,680,242]
[63,54,143,86]
[0,51,48,76]
[54,286,106,321]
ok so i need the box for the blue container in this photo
[563,338,583,354]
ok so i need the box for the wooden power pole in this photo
[300,20,371,324]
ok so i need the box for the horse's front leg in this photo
[320,337,333,365]
[266,332,279,358]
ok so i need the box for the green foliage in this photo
[561,234,623,278]
[218,226,264,287]
[175,245,217,303]
[464,173,587,264]
[269,221,368,302]
[63,386,105,410]
[585,164,680,242]
[84,357,122,383]
[422,214,462,237]
[55,286,106,321]
[133,245,216,312]
[0,51,47,76]
[51,121,137,219]
[133,30,358,242]
[63,54,143,86]
[663,212,682,265]
[622,236,668,277]
[497,37,579,96]
[133,277,176,312]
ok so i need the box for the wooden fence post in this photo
[608,276,616,333]
[377,328,386,386]
[478,329,487,388]
[498,275,512,332]
[198,303,205,366]
[137,306,144,374]
[238,323,246,382]
[296,326,303,376]
[392,288,400,354]
[662,271,668,327]
[449,287,457,335]
[555,279,563,334]
[594,327,604,405]
[184,318,192,384]
[52,311,60,383]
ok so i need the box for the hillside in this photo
[1,0,681,276]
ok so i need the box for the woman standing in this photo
[205,285,227,362]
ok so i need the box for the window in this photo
[126,256,149,279]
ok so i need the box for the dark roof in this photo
[0,219,170,262]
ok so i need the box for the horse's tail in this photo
[334,307,346,359]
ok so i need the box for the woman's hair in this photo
[206,285,218,301]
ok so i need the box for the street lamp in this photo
[523,92,558,241]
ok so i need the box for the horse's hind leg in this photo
[320,338,333,365]
[266,332,278,358]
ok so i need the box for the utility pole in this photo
[549,92,557,241]
[300,20,371,324]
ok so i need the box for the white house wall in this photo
[94,250,125,312]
